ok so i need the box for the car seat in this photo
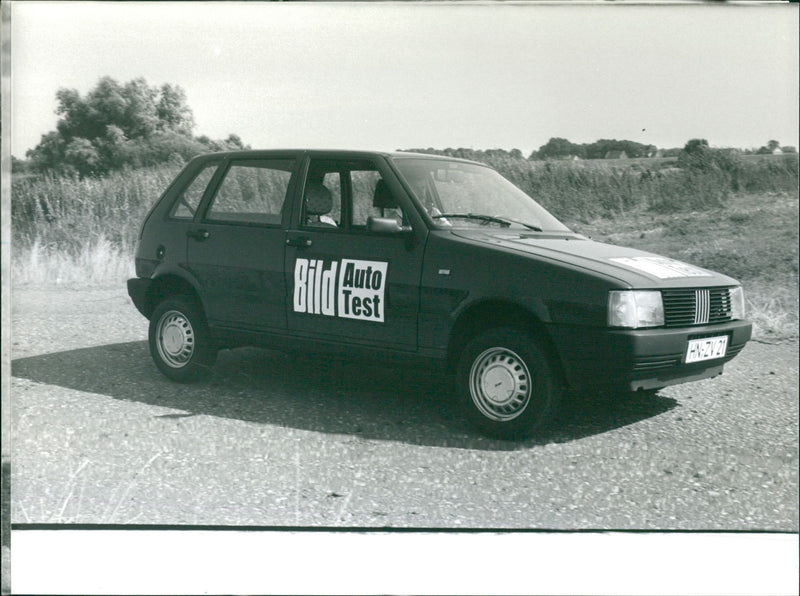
[304,181,337,227]
[373,179,403,224]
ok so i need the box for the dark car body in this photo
[128,149,751,438]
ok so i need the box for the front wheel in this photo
[456,328,562,440]
[149,296,217,382]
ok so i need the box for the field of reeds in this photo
[12,165,181,285]
[480,153,798,220]
[10,153,799,338]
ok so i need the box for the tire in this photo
[455,327,562,440]
[148,295,217,382]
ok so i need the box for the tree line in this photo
[405,137,796,164]
[14,76,797,178]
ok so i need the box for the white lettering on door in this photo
[293,257,387,322]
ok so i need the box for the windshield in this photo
[391,157,570,232]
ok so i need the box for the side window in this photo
[301,167,342,229]
[322,173,342,224]
[171,163,218,219]
[205,159,294,225]
[351,170,404,228]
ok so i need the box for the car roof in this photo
[192,149,484,166]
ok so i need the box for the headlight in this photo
[730,286,746,320]
[608,290,664,328]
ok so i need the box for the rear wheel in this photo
[456,327,562,439]
[149,296,217,382]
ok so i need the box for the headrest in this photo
[305,182,332,216]
[373,179,398,209]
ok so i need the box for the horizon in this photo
[8,2,799,159]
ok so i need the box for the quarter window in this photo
[206,159,294,225]
[171,163,218,219]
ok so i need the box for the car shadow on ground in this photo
[11,341,678,450]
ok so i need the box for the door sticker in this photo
[293,258,388,322]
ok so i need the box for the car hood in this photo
[450,229,740,288]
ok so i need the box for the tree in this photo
[95,124,127,171]
[25,76,232,176]
[537,137,576,159]
[677,138,742,176]
[122,78,159,139]
[27,131,66,171]
[64,137,101,177]
[677,138,711,169]
[157,83,195,135]
[683,138,709,155]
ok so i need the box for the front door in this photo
[284,157,425,350]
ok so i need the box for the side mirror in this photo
[367,216,411,235]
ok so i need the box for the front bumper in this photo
[548,319,752,393]
[127,277,153,318]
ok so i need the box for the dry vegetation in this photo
[569,192,799,341]
[11,154,799,339]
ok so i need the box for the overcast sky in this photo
[8,1,799,158]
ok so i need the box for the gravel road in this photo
[9,287,799,530]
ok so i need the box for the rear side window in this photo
[171,163,218,219]
[205,159,294,225]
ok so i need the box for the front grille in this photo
[662,287,734,328]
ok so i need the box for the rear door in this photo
[187,155,300,332]
[284,156,426,349]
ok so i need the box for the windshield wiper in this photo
[432,213,542,231]
[432,213,511,227]
[495,217,543,232]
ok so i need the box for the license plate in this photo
[685,336,728,363]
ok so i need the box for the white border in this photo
[10,530,800,595]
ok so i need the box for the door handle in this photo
[286,236,312,249]
[186,229,210,241]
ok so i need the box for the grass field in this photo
[567,192,798,341]
[10,155,799,339]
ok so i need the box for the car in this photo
[127,149,752,439]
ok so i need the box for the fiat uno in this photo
[128,150,752,438]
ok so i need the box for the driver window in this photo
[351,170,404,228]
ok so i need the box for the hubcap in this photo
[469,347,532,422]
[156,310,195,368]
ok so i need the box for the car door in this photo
[284,156,426,350]
[186,155,300,331]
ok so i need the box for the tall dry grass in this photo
[13,235,135,286]
[481,152,798,221]
[13,165,180,253]
[12,165,181,286]
[13,155,796,266]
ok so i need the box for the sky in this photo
[6,1,800,158]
